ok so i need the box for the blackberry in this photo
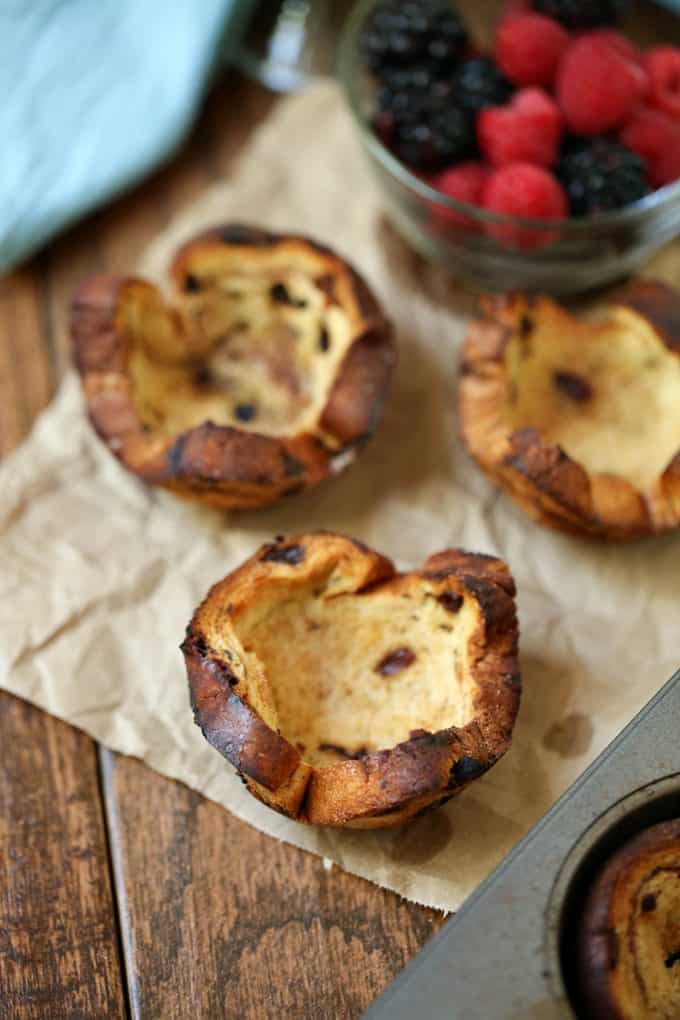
[453,57,513,114]
[376,100,475,171]
[373,64,475,170]
[360,0,468,78]
[532,0,631,28]
[556,137,650,216]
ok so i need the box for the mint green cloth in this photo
[0,0,245,271]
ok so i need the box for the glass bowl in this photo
[338,0,680,295]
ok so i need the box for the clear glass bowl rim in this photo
[337,0,680,236]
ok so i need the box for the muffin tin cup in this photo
[546,772,680,1016]
[362,667,680,1019]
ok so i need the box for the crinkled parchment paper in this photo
[1,83,678,911]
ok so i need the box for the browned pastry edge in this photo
[576,818,680,1020]
[71,224,394,509]
[459,282,680,541]
[182,532,520,829]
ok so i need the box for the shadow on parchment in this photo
[378,649,581,891]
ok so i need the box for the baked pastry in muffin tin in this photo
[71,224,394,509]
[182,532,520,829]
[576,818,680,1020]
[460,281,680,540]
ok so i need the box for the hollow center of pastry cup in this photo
[503,304,680,489]
[239,576,478,768]
[128,264,352,439]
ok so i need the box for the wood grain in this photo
[101,751,444,1020]
[0,198,126,1019]
[0,695,126,1019]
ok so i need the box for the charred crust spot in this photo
[270,282,307,308]
[315,273,336,303]
[665,950,680,969]
[318,742,368,760]
[607,928,619,969]
[450,756,486,786]
[375,647,416,676]
[319,325,331,352]
[641,893,657,913]
[282,451,305,478]
[506,672,521,690]
[351,537,371,554]
[217,224,276,247]
[554,371,593,403]
[193,365,213,387]
[167,434,188,476]
[425,568,455,582]
[404,730,450,753]
[438,592,463,613]
[234,402,257,422]
[519,313,533,339]
[262,542,306,565]
[184,273,201,293]
[191,634,209,657]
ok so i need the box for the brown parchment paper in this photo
[1,82,679,912]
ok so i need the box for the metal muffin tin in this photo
[363,667,680,1019]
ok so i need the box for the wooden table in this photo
[0,72,445,1020]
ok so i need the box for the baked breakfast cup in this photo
[576,819,680,1020]
[460,281,680,540]
[182,532,520,829]
[71,225,394,509]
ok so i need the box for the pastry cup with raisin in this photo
[182,532,520,829]
[576,818,680,1019]
[460,282,680,540]
[71,225,394,509]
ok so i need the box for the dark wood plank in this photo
[101,751,444,1020]
[0,695,127,1019]
[0,242,127,1017]
[0,268,52,457]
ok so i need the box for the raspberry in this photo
[621,107,680,188]
[429,161,491,229]
[586,29,641,66]
[556,35,648,134]
[495,13,570,87]
[645,46,680,118]
[478,88,563,166]
[482,162,568,247]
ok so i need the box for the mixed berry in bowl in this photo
[362,0,680,237]
[339,0,680,292]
